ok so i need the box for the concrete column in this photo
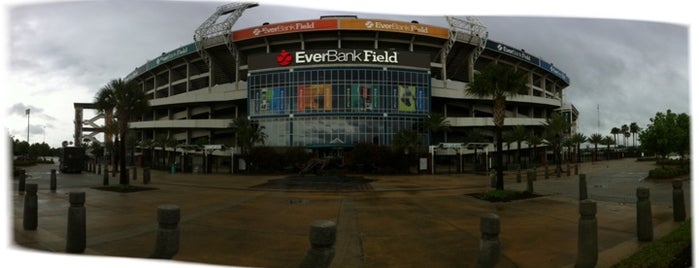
[575,200,597,268]
[66,192,86,253]
[50,169,57,192]
[23,184,38,230]
[299,220,336,268]
[19,169,26,192]
[579,174,588,201]
[672,180,686,222]
[636,187,653,241]
[150,204,180,259]
[476,213,500,268]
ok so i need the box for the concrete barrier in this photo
[50,169,57,192]
[636,187,653,241]
[476,213,500,268]
[575,199,597,268]
[150,204,180,259]
[672,180,686,222]
[299,220,336,268]
[66,192,86,253]
[579,174,588,201]
[23,183,38,230]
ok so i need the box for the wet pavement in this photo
[6,158,692,268]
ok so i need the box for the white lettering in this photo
[294,50,400,64]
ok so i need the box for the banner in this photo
[398,85,416,112]
[297,84,332,112]
[349,84,378,111]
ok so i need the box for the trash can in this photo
[170,164,176,174]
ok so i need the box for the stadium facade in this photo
[89,3,577,172]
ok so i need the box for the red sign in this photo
[233,19,339,41]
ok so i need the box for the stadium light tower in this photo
[194,2,259,62]
[445,16,488,64]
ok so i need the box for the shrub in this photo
[648,166,690,179]
[612,220,691,267]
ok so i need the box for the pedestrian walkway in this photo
[8,158,691,268]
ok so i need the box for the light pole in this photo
[26,108,30,144]
[43,126,46,144]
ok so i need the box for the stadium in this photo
[79,2,577,173]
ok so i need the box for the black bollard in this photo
[144,167,151,185]
[299,220,336,268]
[579,174,588,201]
[476,213,500,268]
[66,192,86,253]
[50,169,57,192]
[672,180,686,222]
[636,187,653,242]
[576,199,598,268]
[19,170,26,192]
[23,184,38,230]
[150,204,180,259]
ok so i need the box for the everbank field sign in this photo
[249,49,430,70]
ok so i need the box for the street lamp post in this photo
[26,108,30,144]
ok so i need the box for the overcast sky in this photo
[1,0,695,151]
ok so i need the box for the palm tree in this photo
[610,127,621,146]
[542,112,571,176]
[510,125,528,166]
[526,131,542,168]
[467,62,527,190]
[569,132,588,163]
[422,113,451,145]
[620,124,629,147]
[587,134,603,162]
[164,135,179,168]
[602,136,615,160]
[503,130,515,165]
[629,122,640,148]
[230,116,267,157]
[392,128,420,156]
[94,78,149,185]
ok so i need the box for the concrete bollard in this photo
[636,187,653,242]
[579,174,588,201]
[144,167,151,185]
[576,200,598,268]
[50,169,57,192]
[103,164,109,186]
[526,171,534,194]
[672,180,686,222]
[23,184,38,230]
[66,192,86,253]
[299,220,336,268]
[150,204,180,259]
[476,213,501,268]
[19,170,27,192]
[132,167,138,181]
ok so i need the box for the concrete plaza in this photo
[9,157,692,268]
